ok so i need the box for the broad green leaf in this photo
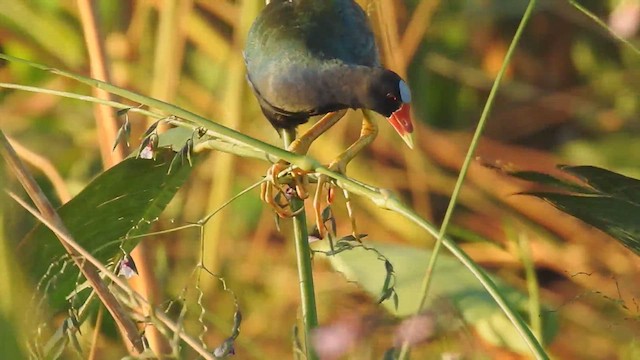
[321,241,557,353]
[561,165,640,204]
[509,169,591,193]
[512,165,640,255]
[531,192,640,254]
[20,149,195,310]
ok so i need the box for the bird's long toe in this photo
[261,162,310,218]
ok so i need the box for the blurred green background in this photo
[1,0,639,359]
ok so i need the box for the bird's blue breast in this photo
[244,0,380,121]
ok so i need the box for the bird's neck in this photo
[319,64,382,109]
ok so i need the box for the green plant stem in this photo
[0,54,320,173]
[281,129,319,360]
[398,1,539,359]
[390,204,547,359]
[418,0,534,316]
[0,52,546,359]
[568,0,640,56]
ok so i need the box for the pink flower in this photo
[609,0,640,38]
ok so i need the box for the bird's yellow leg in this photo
[314,110,379,238]
[263,110,347,217]
[288,110,348,154]
[287,110,347,200]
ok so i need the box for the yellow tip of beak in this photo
[401,132,415,149]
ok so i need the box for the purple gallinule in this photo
[245,0,414,233]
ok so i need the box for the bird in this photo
[244,0,414,234]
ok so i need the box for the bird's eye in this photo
[386,93,397,101]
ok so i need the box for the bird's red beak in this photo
[387,103,414,149]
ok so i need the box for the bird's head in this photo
[366,70,414,149]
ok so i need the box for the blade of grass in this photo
[0,82,161,118]
[398,1,544,359]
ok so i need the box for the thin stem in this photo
[399,1,539,358]
[281,129,319,360]
[0,83,161,118]
[568,0,640,56]
[391,205,548,359]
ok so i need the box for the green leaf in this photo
[320,241,557,353]
[561,165,640,204]
[512,165,640,255]
[20,149,195,310]
[530,192,640,254]
[509,169,591,193]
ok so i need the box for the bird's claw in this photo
[313,160,358,239]
[261,159,359,241]
[260,161,309,218]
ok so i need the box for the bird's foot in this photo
[313,160,359,240]
[260,161,309,218]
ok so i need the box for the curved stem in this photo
[398,1,540,358]
[392,204,548,359]
[0,54,316,172]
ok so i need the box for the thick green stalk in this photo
[399,1,540,359]
[281,129,319,360]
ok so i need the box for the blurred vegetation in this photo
[1,0,639,359]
